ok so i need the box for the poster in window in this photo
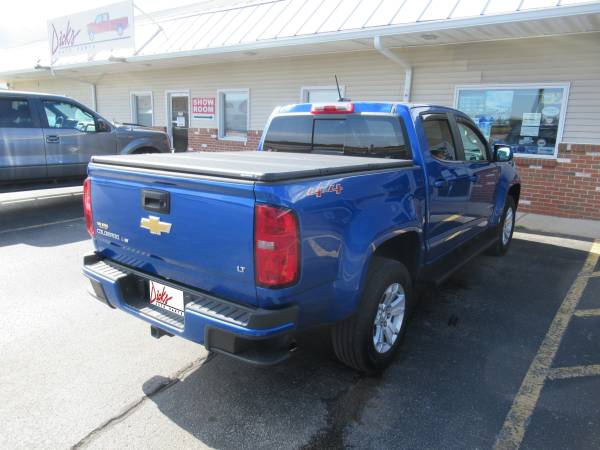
[456,86,566,158]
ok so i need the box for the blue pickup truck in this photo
[82,101,520,372]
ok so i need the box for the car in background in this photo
[0,90,171,183]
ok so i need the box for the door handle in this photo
[46,135,60,144]
[434,179,448,188]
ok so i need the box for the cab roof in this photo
[276,101,454,115]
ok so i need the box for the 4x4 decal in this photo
[307,183,343,198]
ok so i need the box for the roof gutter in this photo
[374,36,412,103]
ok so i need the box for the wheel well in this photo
[373,232,421,280]
[508,184,521,207]
[130,147,159,154]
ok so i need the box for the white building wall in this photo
[12,33,600,143]
[11,77,94,109]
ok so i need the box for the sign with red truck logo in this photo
[47,1,134,63]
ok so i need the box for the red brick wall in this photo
[185,129,600,221]
[516,144,600,220]
[187,128,262,152]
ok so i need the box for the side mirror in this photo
[97,119,111,132]
[494,144,513,162]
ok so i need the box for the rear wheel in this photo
[488,196,516,256]
[332,257,414,373]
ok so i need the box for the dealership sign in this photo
[48,1,135,63]
[192,97,215,120]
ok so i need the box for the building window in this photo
[455,84,569,158]
[218,89,249,140]
[130,91,153,127]
[301,86,344,103]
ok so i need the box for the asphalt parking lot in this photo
[1,185,598,449]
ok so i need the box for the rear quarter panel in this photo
[254,165,426,328]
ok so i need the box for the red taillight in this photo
[311,102,354,114]
[254,204,299,288]
[83,177,95,237]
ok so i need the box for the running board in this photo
[419,231,498,286]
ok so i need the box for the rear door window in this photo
[263,115,411,159]
[262,115,313,153]
[0,98,34,128]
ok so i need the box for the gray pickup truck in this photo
[0,90,171,182]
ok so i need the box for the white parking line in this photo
[513,231,593,252]
[547,364,600,380]
[0,217,84,235]
[494,239,600,450]
[573,308,600,318]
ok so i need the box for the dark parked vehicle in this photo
[0,90,171,182]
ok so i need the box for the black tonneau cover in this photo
[91,151,413,182]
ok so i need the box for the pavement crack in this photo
[301,373,380,450]
[71,355,210,449]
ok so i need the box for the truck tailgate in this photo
[88,164,257,306]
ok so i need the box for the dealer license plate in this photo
[148,280,185,317]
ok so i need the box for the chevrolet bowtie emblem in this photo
[140,216,172,236]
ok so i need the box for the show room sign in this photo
[192,97,216,120]
[48,1,135,63]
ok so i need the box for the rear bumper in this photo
[82,253,298,365]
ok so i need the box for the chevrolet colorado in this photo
[82,101,520,372]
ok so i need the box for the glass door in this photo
[167,91,189,152]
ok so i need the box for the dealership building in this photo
[1,0,599,219]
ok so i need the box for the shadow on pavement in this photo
[137,237,593,449]
[0,195,87,248]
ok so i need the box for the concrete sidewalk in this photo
[516,212,600,240]
[0,184,82,205]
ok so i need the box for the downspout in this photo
[91,83,97,110]
[374,36,412,103]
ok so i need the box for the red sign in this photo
[192,97,215,119]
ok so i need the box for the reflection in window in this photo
[456,85,567,157]
[457,122,487,161]
[131,92,153,127]
[219,90,248,139]
[0,99,33,128]
[43,100,96,132]
[423,119,457,161]
[263,115,411,160]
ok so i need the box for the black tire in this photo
[488,196,516,256]
[332,257,414,373]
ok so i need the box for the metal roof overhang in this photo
[3,2,600,81]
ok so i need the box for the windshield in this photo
[263,114,412,159]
